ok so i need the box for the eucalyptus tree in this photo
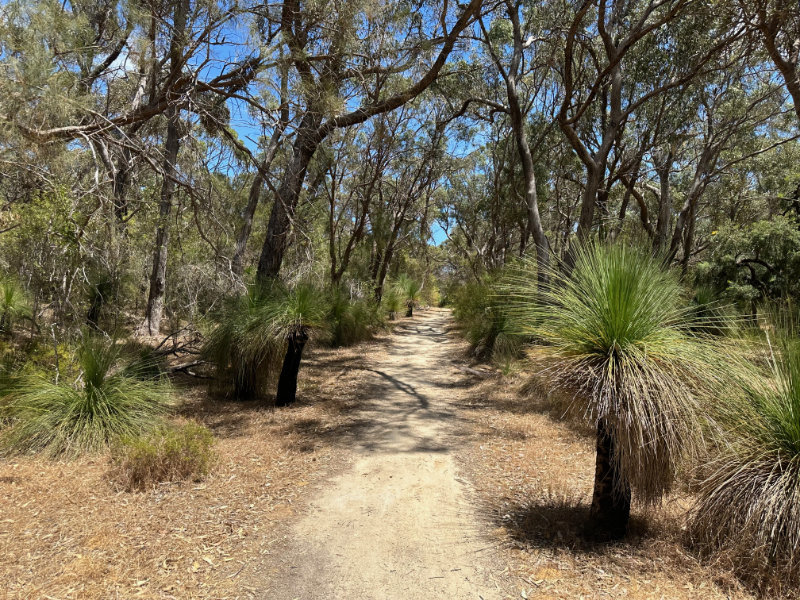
[475,0,558,280]
[557,0,742,244]
[251,0,484,284]
[739,0,800,123]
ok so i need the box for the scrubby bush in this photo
[110,421,215,491]
[0,336,172,457]
[327,288,383,347]
[451,277,523,366]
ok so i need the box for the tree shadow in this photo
[494,493,654,555]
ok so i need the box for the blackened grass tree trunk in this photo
[254,0,485,284]
[588,418,631,540]
[141,0,189,335]
[275,329,309,407]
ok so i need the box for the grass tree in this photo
[204,283,327,406]
[382,287,403,321]
[505,243,715,539]
[690,326,800,590]
[0,336,171,457]
[268,285,328,406]
[0,277,31,336]
[394,275,421,317]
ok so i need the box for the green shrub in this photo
[327,288,383,347]
[451,277,523,365]
[0,336,172,457]
[111,421,215,491]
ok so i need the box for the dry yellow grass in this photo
[0,337,386,600]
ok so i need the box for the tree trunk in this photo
[653,149,673,253]
[140,0,188,335]
[141,103,180,335]
[275,330,308,407]
[588,418,631,540]
[405,302,413,318]
[231,95,287,277]
[232,169,265,277]
[256,113,324,283]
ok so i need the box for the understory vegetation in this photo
[1,0,799,595]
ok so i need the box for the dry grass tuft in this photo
[110,421,216,491]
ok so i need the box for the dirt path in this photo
[254,309,506,599]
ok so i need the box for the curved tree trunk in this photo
[275,330,308,407]
[140,0,188,335]
[256,112,324,283]
[588,418,631,540]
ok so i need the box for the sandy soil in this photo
[248,309,510,599]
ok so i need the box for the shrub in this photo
[690,327,800,592]
[504,243,718,538]
[110,421,215,491]
[451,277,523,365]
[0,336,172,457]
[327,288,383,347]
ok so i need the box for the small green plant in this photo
[690,324,800,591]
[0,336,172,457]
[110,421,215,491]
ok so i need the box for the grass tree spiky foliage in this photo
[203,283,328,406]
[203,287,285,400]
[0,276,31,336]
[393,275,421,317]
[382,287,403,320]
[504,243,715,539]
[328,288,383,347]
[0,336,171,457]
[451,278,523,365]
[690,327,800,591]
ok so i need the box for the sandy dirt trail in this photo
[256,309,505,599]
